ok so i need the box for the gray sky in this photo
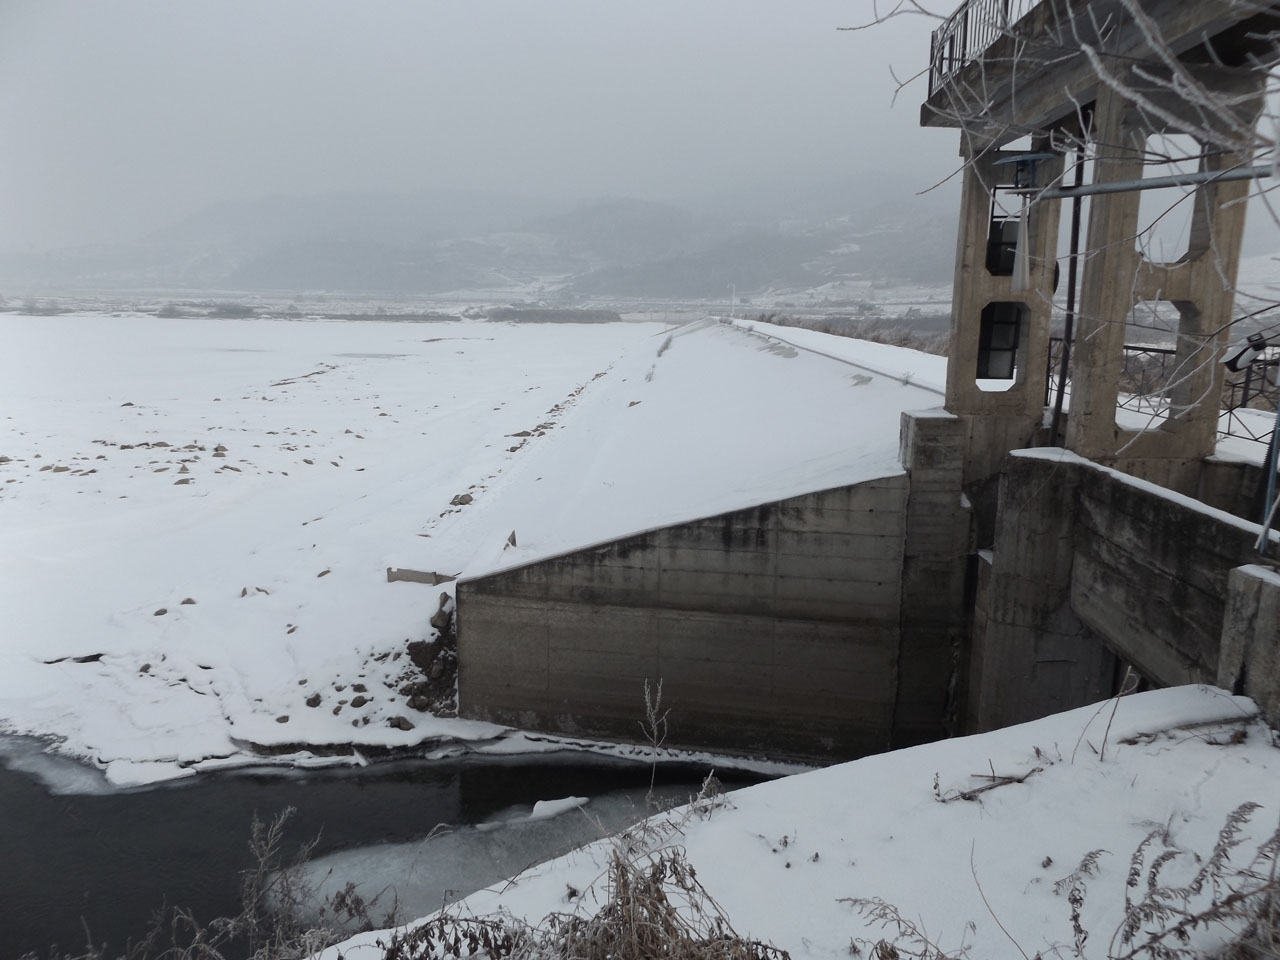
[0,1,955,250]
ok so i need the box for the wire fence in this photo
[929,0,1047,95]
[1044,337,1278,444]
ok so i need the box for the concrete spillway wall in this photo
[457,477,908,760]
[974,451,1280,731]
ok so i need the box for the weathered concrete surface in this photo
[1218,565,1280,724]
[944,148,1062,423]
[898,411,971,745]
[457,478,908,760]
[922,0,1272,144]
[977,451,1279,731]
[974,455,1116,730]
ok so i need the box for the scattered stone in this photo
[302,458,314,465]
[334,684,346,691]
[178,464,189,474]
[317,569,331,578]
[449,492,473,506]
[140,663,151,673]
[352,683,367,693]
[429,593,452,631]
[429,661,444,679]
[174,478,191,485]
[52,465,70,473]
[180,597,196,605]
[276,715,289,723]
[388,716,414,731]
[120,402,134,407]
[406,639,441,673]
[408,695,431,712]
[350,695,369,708]
[154,608,167,616]
[332,705,342,715]
[153,441,170,448]
[305,693,322,708]
[286,625,297,635]
[0,456,10,463]
[212,450,226,458]
[240,586,248,598]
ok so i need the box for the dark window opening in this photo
[977,302,1025,379]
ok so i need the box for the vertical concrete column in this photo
[1066,81,1147,460]
[1218,564,1280,728]
[944,141,1063,419]
[1130,146,1258,460]
[897,410,970,745]
[1069,72,1263,464]
[975,455,1115,731]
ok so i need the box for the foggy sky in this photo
[0,1,955,251]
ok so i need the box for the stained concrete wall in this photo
[975,451,1280,731]
[457,478,908,760]
[898,411,971,745]
[1219,565,1280,724]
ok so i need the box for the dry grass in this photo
[380,847,788,960]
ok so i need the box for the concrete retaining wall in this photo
[457,478,908,759]
[975,452,1280,731]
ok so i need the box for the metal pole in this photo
[1041,164,1272,200]
[1049,146,1086,447]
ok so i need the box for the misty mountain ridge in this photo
[0,181,956,297]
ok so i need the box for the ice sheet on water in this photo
[0,735,113,795]
[289,783,703,925]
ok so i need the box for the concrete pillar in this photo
[1065,81,1147,460]
[1218,564,1280,728]
[975,455,1116,731]
[944,143,1064,420]
[1067,73,1263,464]
[897,409,970,745]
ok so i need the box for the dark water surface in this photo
[0,754,750,959]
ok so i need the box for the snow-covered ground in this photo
[327,686,1280,960]
[0,312,943,787]
[0,313,655,785]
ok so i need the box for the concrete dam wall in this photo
[973,451,1280,732]
[457,476,910,759]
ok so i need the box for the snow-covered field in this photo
[328,686,1279,960]
[0,312,942,788]
[0,313,658,785]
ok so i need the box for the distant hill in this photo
[0,182,958,296]
[154,187,553,251]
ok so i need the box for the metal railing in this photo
[1223,356,1280,443]
[928,0,1046,95]
[1045,337,1279,445]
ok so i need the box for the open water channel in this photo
[0,745,757,958]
